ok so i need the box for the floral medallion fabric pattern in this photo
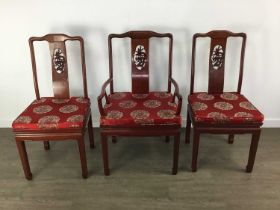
[143,100,161,108]
[220,93,238,100]
[59,105,79,113]
[157,110,176,119]
[239,101,256,110]
[119,100,137,109]
[130,110,150,120]
[66,115,84,123]
[214,102,233,110]
[106,111,123,119]
[32,98,47,104]
[14,116,32,124]
[12,97,90,130]
[33,105,53,114]
[100,92,181,126]
[189,92,263,124]
[38,115,60,129]
[196,93,215,101]
[192,102,208,111]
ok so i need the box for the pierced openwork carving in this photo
[133,45,147,70]
[211,45,224,70]
[53,48,65,74]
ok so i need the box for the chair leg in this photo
[228,134,234,144]
[185,109,191,144]
[172,133,180,175]
[191,129,200,172]
[16,140,32,180]
[77,137,88,178]
[112,136,117,144]
[88,114,95,148]
[101,133,110,176]
[43,141,50,150]
[246,130,261,173]
[165,136,170,143]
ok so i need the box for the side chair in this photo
[12,34,94,180]
[185,30,264,172]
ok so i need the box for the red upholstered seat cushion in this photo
[188,92,264,124]
[100,92,181,126]
[12,97,90,130]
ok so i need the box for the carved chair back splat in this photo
[190,30,246,94]
[108,31,173,94]
[29,34,88,99]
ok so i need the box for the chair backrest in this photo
[29,34,88,99]
[190,30,247,94]
[108,31,173,94]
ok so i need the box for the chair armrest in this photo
[97,78,113,116]
[169,78,182,115]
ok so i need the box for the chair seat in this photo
[12,97,90,130]
[189,92,264,125]
[100,92,181,126]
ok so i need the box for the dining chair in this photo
[185,30,264,172]
[98,31,182,175]
[12,34,94,179]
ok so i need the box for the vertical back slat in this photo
[28,34,88,99]
[190,30,247,95]
[49,42,70,98]
[131,38,149,94]
[108,31,172,94]
[208,38,227,94]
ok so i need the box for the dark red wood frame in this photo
[13,34,94,180]
[185,30,262,172]
[98,31,182,175]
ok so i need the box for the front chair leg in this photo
[185,109,191,144]
[77,137,88,178]
[165,136,170,143]
[112,136,117,144]
[16,140,32,180]
[88,114,95,148]
[191,129,200,172]
[101,134,110,176]
[43,141,50,150]
[228,134,234,144]
[246,130,261,173]
[172,133,180,175]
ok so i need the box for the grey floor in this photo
[0,128,279,210]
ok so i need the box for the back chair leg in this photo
[77,137,88,178]
[112,136,117,144]
[185,110,191,144]
[191,129,200,172]
[16,139,32,180]
[246,130,261,173]
[172,133,180,175]
[101,133,110,176]
[228,134,234,144]
[43,141,50,150]
[88,115,95,148]
[165,136,170,143]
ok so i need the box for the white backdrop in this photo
[0,0,279,127]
